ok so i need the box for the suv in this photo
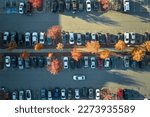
[72,0,77,13]
[69,32,75,44]
[123,0,130,12]
[25,32,31,47]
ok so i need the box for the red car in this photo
[97,58,103,69]
[117,88,123,100]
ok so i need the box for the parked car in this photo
[32,57,38,68]
[123,56,130,68]
[98,33,106,44]
[75,89,80,99]
[26,1,32,15]
[144,32,150,41]
[95,89,100,100]
[11,56,17,68]
[46,57,51,66]
[81,87,88,99]
[124,32,130,44]
[38,56,44,68]
[104,58,111,68]
[25,32,31,47]
[91,33,97,41]
[97,58,103,69]
[48,90,52,100]
[19,2,25,14]
[46,36,52,45]
[86,0,91,12]
[117,32,124,40]
[25,90,32,100]
[19,90,24,100]
[85,32,91,42]
[78,0,84,11]
[58,0,65,12]
[12,91,18,100]
[65,0,71,10]
[63,56,69,69]
[76,59,82,68]
[73,75,86,80]
[72,0,78,13]
[69,32,75,44]
[84,56,89,68]
[32,32,38,46]
[39,32,45,44]
[40,88,47,100]
[77,33,82,45]
[51,0,58,12]
[68,88,73,100]
[69,58,75,69]
[93,1,99,11]
[61,88,66,100]
[5,56,11,68]
[24,58,31,69]
[123,0,130,12]
[53,88,60,100]
[18,57,24,70]
[18,33,24,47]
[61,31,68,45]
[88,88,94,99]
[3,32,10,45]
[10,32,17,43]
[90,57,96,69]
[130,32,136,44]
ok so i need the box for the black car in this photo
[18,33,24,47]
[78,0,84,11]
[51,0,58,12]
[72,0,78,13]
[97,33,106,44]
[24,58,31,69]
[65,0,71,10]
[58,0,65,12]
[68,88,73,100]
[69,58,75,69]
[81,87,88,99]
[93,1,99,11]
[53,87,60,100]
[26,1,32,15]
[118,32,124,40]
[85,32,91,43]
[32,57,38,68]
[11,56,18,68]
[38,56,45,68]
[61,31,68,45]
[40,88,47,100]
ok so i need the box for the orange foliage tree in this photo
[131,47,145,62]
[145,41,150,52]
[48,52,53,58]
[29,0,42,9]
[100,0,110,11]
[115,40,126,50]
[100,87,112,100]
[34,43,43,51]
[71,48,82,61]
[47,59,62,75]
[47,25,61,40]
[86,41,100,54]
[20,51,30,59]
[99,50,110,59]
[7,42,17,50]
[56,43,64,50]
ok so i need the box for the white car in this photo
[90,57,96,69]
[3,32,9,45]
[19,2,25,14]
[19,90,24,100]
[75,89,80,99]
[91,33,97,41]
[12,91,18,100]
[61,89,66,100]
[77,33,82,45]
[5,56,11,68]
[104,58,111,68]
[130,32,136,44]
[95,89,100,100]
[124,32,130,44]
[73,75,86,80]
[48,90,52,100]
[86,0,91,12]
[123,0,130,12]
[18,57,24,70]
[25,32,31,47]
[25,90,32,100]
[39,32,45,44]
[46,57,51,66]
[63,57,69,69]
[123,56,130,68]
[84,56,89,68]
[69,32,75,44]
[32,32,38,45]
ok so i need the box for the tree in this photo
[86,41,100,54]
[56,43,64,50]
[47,25,61,40]
[145,41,150,52]
[100,0,111,11]
[99,50,110,59]
[115,40,126,50]
[71,48,82,61]
[48,52,53,58]
[29,0,42,9]
[131,47,145,62]
[100,87,112,100]
[47,59,62,75]
[20,51,30,59]
[7,41,17,50]
[34,43,43,51]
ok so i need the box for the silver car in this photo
[90,57,96,69]
[19,90,24,100]
[75,89,80,99]
[63,57,69,69]
[48,90,52,100]
[124,32,130,44]
[123,56,130,68]
[5,56,11,68]
[69,32,75,44]
[61,89,66,100]
[32,32,38,45]
[130,32,136,44]
[95,89,100,100]
[84,56,89,68]
[104,58,111,68]
[18,57,24,70]
[19,2,25,14]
